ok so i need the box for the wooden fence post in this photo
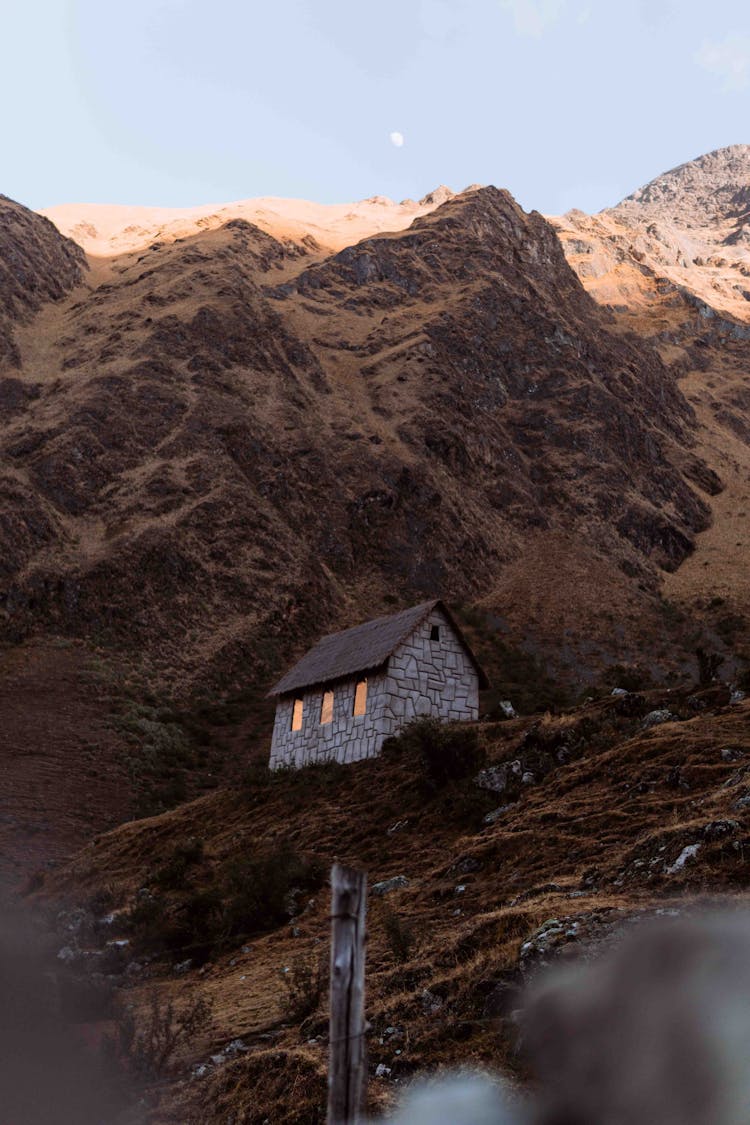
[328,863,368,1125]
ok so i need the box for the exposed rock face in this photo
[552,145,750,661]
[0,187,719,693]
[621,143,750,227]
[553,145,750,324]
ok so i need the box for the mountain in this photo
[0,186,719,714]
[40,188,461,256]
[553,143,750,323]
[552,145,750,656]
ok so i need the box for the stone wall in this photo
[268,606,480,769]
[269,670,393,769]
[382,605,479,725]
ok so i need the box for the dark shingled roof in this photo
[269,599,488,696]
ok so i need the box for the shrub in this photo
[153,838,204,891]
[220,845,325,941]
[128,844,325,961]
[385,718,485,790]
[697,648,725,686]
[112,990,213,1076]
[280,955,326,1024]
[127,891,168,952]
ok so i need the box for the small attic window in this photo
[430,625,441,642]
[320,690,334,725]
[291,698,303,731]
[353,679,367,716]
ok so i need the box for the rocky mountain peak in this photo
[615,143,750,228]
[419,184,455,206]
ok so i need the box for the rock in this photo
[224,1039,249,1058]
[610,687,629,697]
[522,771,535,785]
[520,918,568,965]
[372,875,409,896]
[387,819,409,835]
[666,843,701,874]
[702,819,739,839]
[722,747,744,762]
[476,762,522,794]
[174,958,193,974]
[451,856,482,874]
[421,989,444,1014]
[642,709,676,728]
[483,805,514,824]
[498,700,517,719]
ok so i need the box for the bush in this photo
[152,838,204,891]
[384,718,485,790]
[697,648,725,686]
[127,843,325,961]
[221,844,325,942]
[280,955,326,1023]
[111,990,212,1076]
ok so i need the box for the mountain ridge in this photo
[0,184,720,706]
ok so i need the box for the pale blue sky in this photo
[2,0,749,214]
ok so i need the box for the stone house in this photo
[268,600,488,770]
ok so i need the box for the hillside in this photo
[40,688,750,1122]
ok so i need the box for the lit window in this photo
[291,698,303,731]
[353,679,367,716]
[430,625,440,641]
[321,690,334,724]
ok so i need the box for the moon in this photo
[389,131,405,148]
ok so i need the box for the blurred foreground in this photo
[0,902,140,1125]
[388,911,750,1125]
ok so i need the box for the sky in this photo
[2,0,749,215]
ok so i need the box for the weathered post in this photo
[327,863,367,1125]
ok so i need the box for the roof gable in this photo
[269,600,488,696]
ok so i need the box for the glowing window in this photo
[291,698,303,732]
[430,625,440,641]
[320,690,334,724]
[353,679,367,716]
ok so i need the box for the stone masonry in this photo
[269,605,480,769]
